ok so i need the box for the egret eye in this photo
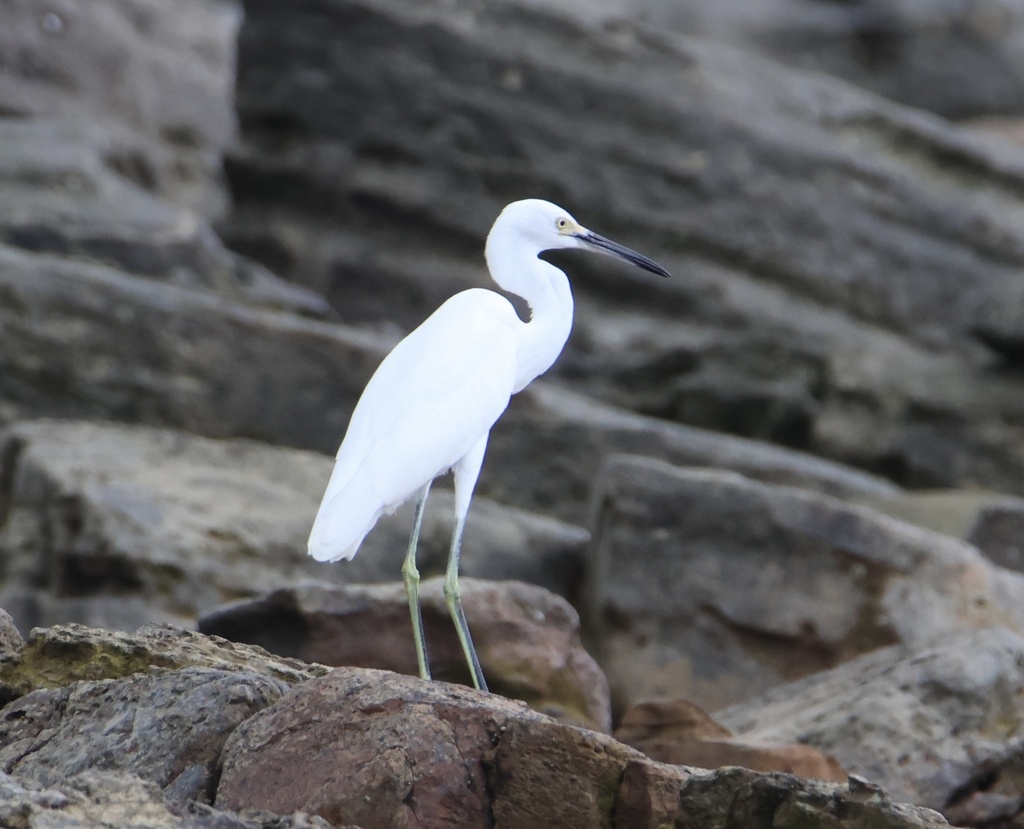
[556,218,568,231]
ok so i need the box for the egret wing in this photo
[308,289,520,560]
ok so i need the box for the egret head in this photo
[491,199,670,277]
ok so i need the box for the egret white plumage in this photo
[308,199,670,692]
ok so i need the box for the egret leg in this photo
[402,482,432,681]
[447,434,490,692]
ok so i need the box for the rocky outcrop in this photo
[0,622,950,829]
[716,626,1024,824]
[226,0,1024,495]
[214,665,949,829]
[0,623,327,706]
[557,0,1024,120]
[585,454,1024,714]
[0,119,331,316]
[199,579,611,732]
[0,0,240,217]
[0,419,588,631]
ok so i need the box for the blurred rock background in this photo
[1,0,1024,826]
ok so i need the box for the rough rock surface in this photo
[0,119,331,316]
[0,419,588,632]
[0,0,240,217]
[0,770,335,829]
[614,698,846,782]
[717,626,1024,822]
[551,0,1024,119]
[0,623,327,707]
[0,667,286,801]
[226,0,1024,494]
[200,578,611,732]
[585,454,1024,714]
[0,610,22,658]
[856,489,1024,573]
[216,666,949,829]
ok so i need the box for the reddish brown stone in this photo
[216,668,541,829]
[615,760,689,829]
[615,698,846,782]
[202,578,612,732]
[490,715,649,829]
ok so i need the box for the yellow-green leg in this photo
[402,482,432,681]
[448,434,490,692]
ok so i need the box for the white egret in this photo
[308,199,670,692]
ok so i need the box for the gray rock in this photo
[200,578,612,732]
[0,667,286,799]
[716,627,1024,821]
[553,0,1024,119]
[0,0,240,217]
[0,770,335,829]
[0,119,332,317]
[584,454,1024,715]
[968,498,1024,574]
[855,489,1024,573]
[487,383,898,523]
[0,610,22,658]
[0,419,589,632]
[224,0,1024,493]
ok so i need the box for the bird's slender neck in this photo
[485,232,574,393]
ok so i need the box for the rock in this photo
[200,578,611,732]
[0,623,327,707]
[225,0,1024,494]
[217,668,949,828]
[968,499,1024,574]
[716,627,1024,818]
[674,766,949,829]
[0,0,240,217]
[0,119,332,317]
[0,770,335,829]
[856,489,1024,573]
[0,667,286,800]
[0,244,388,444]
[584,455,1024,715]
[215,669,545,829]
[0,418,588,632]
[487,384,897,523]
[565,0,1024,120]
[0,610,22,658]
[614,698,846,781]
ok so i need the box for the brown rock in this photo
[489,714,659,829]
[217,667,655,829]
[615,698,846,782]
[216,669,540,829]
[615,760,690,829]
[215,665,947,828]
[201,578,611,732]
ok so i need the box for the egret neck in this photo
[485,227,574,393]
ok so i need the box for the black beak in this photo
[577,230,671,278]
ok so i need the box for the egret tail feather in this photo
[307,481,380,562]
